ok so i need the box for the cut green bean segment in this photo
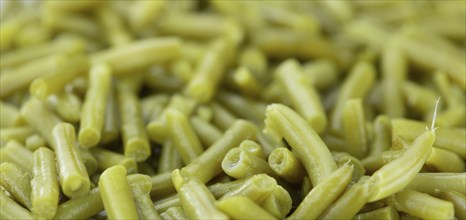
[127,174,162,220]
[54,187,103,220]
[392,118,466,158]
[406,173,466,195]
[220,174,277,203]
[368,130,435,202]
[183,38,233,103]
[31,147,59,219]
[30,55,88,99]
[90,37,181,74]
[177,120,257,184]
[52,123,90,198]
[288,164,353,220]
[319,179,373,219]
[0,54,63,97]
[354,206,399,220]
[362,150,402,173]
[332,151,365,181]
[141,94,169,123]
[0,188,33,220]
[385,189,454,219]
[381,39,406,118]
[20,98,62,145]
[44,0,101,12]
[101,87,119,144]
[190,116,223,147]
[25,134,46,151]
[239,140,265,159]
[91,148,138,174]
[402,82,438,117]
[118,84,151,162]
[150,172,177,199]
[156,12,227,40]
[426,147,465,172]
[260,185,293,219]
[177,179,229,220]
[99,165,139,219]
[370,115,392,156]
[217,196,276,220]
[158,140,183,173]
[276,59,327,133]
[0,140,33,172]
[160,206,188,220]
[48,92,82,123]
[166,109,204,164]
[0,162,32,209]
[0,126,34,146]
[436,105,466,128]
[0,101,24,128]
[434,190,466,220]
[129,0,165,31]
[268,147,305,184]
[222,147,276,179]
[77,147,98,176]
[264,104,337,186]
[330,61,375,132]
[154,194,181,213]
[342,99,368,158]
[216,90,267,123]
[97,7,132,47]
[303,59,339,90]
[233,66,264,98]
[78,64,112,148]
[210,102,237,131]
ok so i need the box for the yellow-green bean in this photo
[0,188,33,220]
[222,147,276,179]
[25,134,46,151]
[54,187,103,219]
[0,126,34,146]
[91,148,138,174]
[127,174,162,220]
[101,87,120,144]
[342,99,368,158]
[381,39,406,117]
[268,147,305,184]
[354,206,399,220]
[48,92,82,123]
[31,147,59,219]
[259,185,293,219]
[150,172,177,199]
[220,174,277,203]
[20,98,62,145]
[406,173,466,195]
[0,162,32,209]
[96,7,132,47]
[210,102,237,131]
[426,147,465,172]
[435,190,466,220]
[129,0,166,31]
[369,115,392,156]
[158,140,183,173]
[0,140,33,173]
[52,123,90,198]
[402,82,439,117]
[160,206,188,220]
[216,90,267,123]
[217,196,277,220]
[264,104,337,186]
[79,64,111,148]
[303,59,339,90]
[190,116,223,147]
[332,151,366,181]
[99,165,139,219]
[0,101,24,128]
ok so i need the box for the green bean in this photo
[150,172,177,199]
[0,188,33,220]
[268,147,305,184]
[402,82,438,117]
[369,115,392,156]
[90,37,181,74]
[342,99,368,158]
[52,123,90,198]
[330,60,375,132]
[190,116,223,147]
[137,162,156,176]
[332,151,365,181]
[30,55,88,99]
[0,140,33,172]
[158,141,183,173]
[166,109,204,164]
[183,38,233,103]
[101,87,120,144]
[222,147,276,179]
[154,194,182,213]
[434,190,466,220]
[97,7,132,47]
[426,147,465,172]
[210,102,237,131]
[381,39,406,117]
[0,54,63,97]
[303,59,339,90]
[0,9,35,51]
[91,148,138,174]
[31,147,59,219]
[0,101,24,128]
[436,105,466,128]
[264,104,337,186]
[44,0,100,12]
[406,173,466,195]
[233,66,264,98]
[368,130,435,202]
[20,98,62,145]
[238,47,267,80]
[127,174,162,220]
[170,59,193,84]
[260,185,293,219]
[177,179,229,219]
[361,150,402,173]
[239,140,265,159]
[175,120,257,185]
[257,132,281,156]
[25,134,46,151]
[13,21,50,47]
[288,164,353,220]
[78,147,98,176]
[216,90,267,123]
[117,84,151,162]
[0,162,32,209]
[354,206,399,220]
[147,94,197,143]
[299,177,312,200]
[276,59,327,133]
[54,187,103,219]
[160,206,188,220]
[392,118,466,158]
[0,126,34,146]
[78,64,111,148]
[99,165,139,219]
[433,71,457,108]
[141,94,169,124]
[385,189,454,219]
[217,196,276,220]
[144,66,185,93]
[220,174,277,203]
[129,0,165,31]
[43,13,100,39]
[48,92,82,123]
[319,179,373,219]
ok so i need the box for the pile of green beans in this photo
[1,1,465,219]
